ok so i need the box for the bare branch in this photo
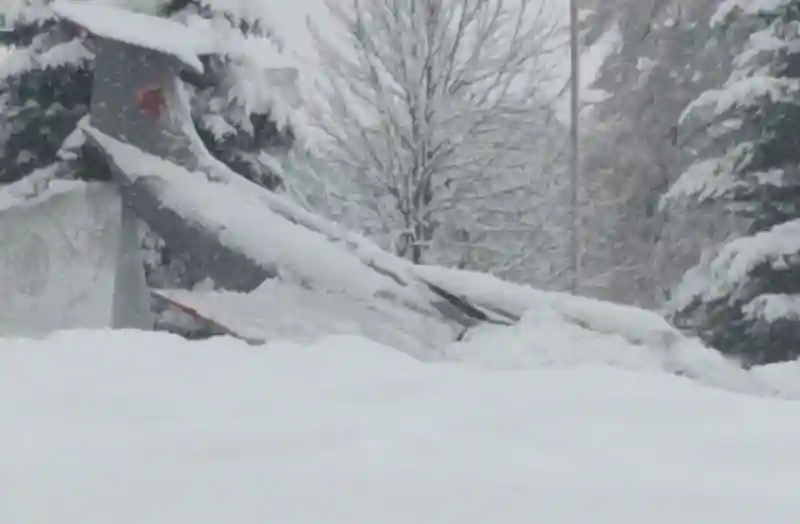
[306,0,564,272]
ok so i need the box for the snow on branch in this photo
[663,142,754,203]
[0,38,93,81]
[734,25,797,69]
[175,11,312,148]
[0,0,58,28]
[680,76,800,125]
[744,293,800,322]
[693,219,800,301]
[191,0,274,30]
[713,0,790,25]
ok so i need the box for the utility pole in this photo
[569,0,581,294]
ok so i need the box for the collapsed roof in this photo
[46,0,505,333]
[0,1,694,358]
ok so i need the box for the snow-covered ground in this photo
[1,329,800,523]
[2,3,799,519]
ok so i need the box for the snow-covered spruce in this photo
[578,0,739,308]
[666,0,800,365]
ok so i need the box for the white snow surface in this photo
[680,76,800,124]
[151,263,800,399]
[714,0,790,24]
[691,219,800,301]
[411,264,800,398]
[156,280,456,359]
[745,293,800,323]
[1,328,800,523]
[0,165,80,212]
[447,307,792,399]
[669,222,800,323]
[0,182,122,336]
[664,143,755,203]
[51,1,212,72]
[0,37,93,80]
[414,264,678,345]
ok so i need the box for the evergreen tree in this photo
[0,3,93,184]
[161,0,296,190]
[667,0,800,365]
[579,0,737,307]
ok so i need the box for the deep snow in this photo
[1,329,799,523]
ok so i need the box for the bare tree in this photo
[306,0,561,267]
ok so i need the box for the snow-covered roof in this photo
[51,1,212,73]
[82,123,425,305]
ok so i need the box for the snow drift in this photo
[1,329,799,523]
